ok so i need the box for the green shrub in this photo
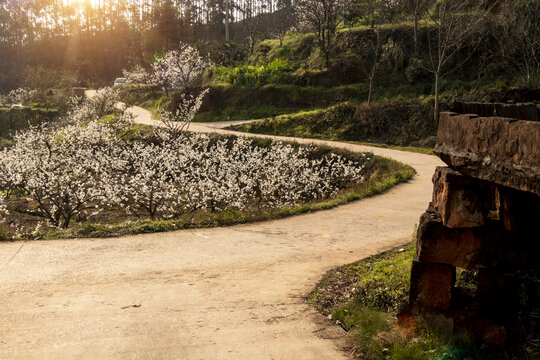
[235,100,436,147]
[405,58,430,84]
[0,223,13,241]
[0,107,59,141]
[211,59,294,86]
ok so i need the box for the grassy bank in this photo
[308,240,526,359]
[0,107,59,146]
[232,100,436,149]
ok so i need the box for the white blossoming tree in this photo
[0,88,36,106]
[158,88,209,138]
[64,86,120,124]
[0,123,368,228]
[0,121,121,228]
[152,43,211,93]
[122,65,154,86]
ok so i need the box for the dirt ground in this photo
[0,103,443,359]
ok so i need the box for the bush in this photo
[20,65,78,95]
[405,58,430,84]
[0,107,59,141]
[199,41,249,67]
[211,59,294,86]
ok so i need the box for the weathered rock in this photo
[451,287,476,311]
[435,113,540,196]
[476,270,520,320]
[453,101,540,121]
[432,166,491,228]
[416,211,483,269]
[409,109,540,348]
[409,261,455,311]
[478,227,540,271]
[473,318,507,347]
[497,185,540,232]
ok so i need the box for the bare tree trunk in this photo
[225,0,230,42]
[413,0,422,55]
[325,50,330,68]
[434,71,440,125]
[413,13,419,55]
[367,77,373,105]
[368,62,377,105]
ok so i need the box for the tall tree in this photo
[498,0,540,86]
[156,0,179,50]
[419,0,497,124]
[296,0,349,68]
[404,0,434,54]
[346,0,398,105]
[273,0,295,46]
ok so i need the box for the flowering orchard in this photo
[0,81,371,238]
[0,118,370,233]
[0,88,36,106]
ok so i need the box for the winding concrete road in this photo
[0,103,443,359]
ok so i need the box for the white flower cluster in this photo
[0,121,121,228]
[64,87,120,124]
[0,88,36,105]
[151,43,210,92]
[122,65,154,86]
[0,199,8,216]
[0,119,368,228]
[121,43,210,92]
[111,133,367,219]
[158,89,209,138]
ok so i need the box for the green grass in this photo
[0,107,59,143]
[118,85,171,119]
[309,241,416,315]
[308,239,527,359]
[249,32,315,65]
[231,100,437,150]
[194,104,307,122]
[194,83,368,122]
[11,154,414,241]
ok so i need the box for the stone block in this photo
[435,113,540,196]
[478,228,540,271]
[473,318,507,347]
[452,101,540,122]
[497,186,540,232]
[416,211,483,269]
[432,166,491,228]
[409,260,455,311]
[476,270,520,319]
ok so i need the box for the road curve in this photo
[0,103,443,359]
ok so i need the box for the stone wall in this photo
[453,101,540,122]
[407,111,540,348]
